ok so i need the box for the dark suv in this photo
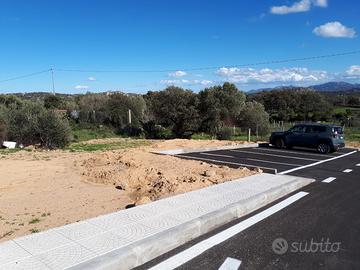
[269,123,345,154]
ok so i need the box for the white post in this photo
[128,109,132,125]
[248,128,251,142]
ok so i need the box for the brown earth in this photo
[0,139,257,242]
[347,141,360,150]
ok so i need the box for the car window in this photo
[305,126,326,133]
[289,126,305,133]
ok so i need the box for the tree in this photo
[198,83,246,136]
[145,87,200,138]
[105,93,147,132]
[77,94,109,123]
[6,101,71,148]
[37,110,72,149]
[249,88,332,122]
[44,95,64,109]
[237,101,270,136]
[0,106,7,143]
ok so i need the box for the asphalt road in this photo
[176,146,356,175]
[136,148,360,270]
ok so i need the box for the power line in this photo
[0,69,51,83]
[55,50,360,73]
[0,50,359,84]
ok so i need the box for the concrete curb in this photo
[70,176,313,270]
[151,143,259,155]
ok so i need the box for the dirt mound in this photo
[78,139,257,203]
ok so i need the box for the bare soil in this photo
[0,139,256,242]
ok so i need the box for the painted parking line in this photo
[278,150,358,175]
[253,147,338,158]
[322,177,336,183]
[200,152,235,159]
[149,192,309,270]
[177,154,277,173]
[343,169,353,173]
[246,158,302,167]
[218,257,242,270]
[230,149,320,161]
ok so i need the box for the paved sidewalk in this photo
[0,174,313,270]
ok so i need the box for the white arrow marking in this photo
[218,257,242,270]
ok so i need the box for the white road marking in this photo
[218,257,242,270]
[247,158,302,167]
[343,169,353,173]
[230,149,320,161]
[253,147,334,158]
[356,164,360,167]
[176,155,277,173]
[200,152,235,159]
[322,177,336,183]
[149,192,309,270]
[278,150,358,175]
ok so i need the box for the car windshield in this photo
[333,127,344,134]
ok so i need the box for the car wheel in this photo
[275,138,285,148]
[317,143,330,154]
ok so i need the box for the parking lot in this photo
[177,146,357,174]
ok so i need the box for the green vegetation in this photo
[28,218,40,224]
[29,228,39,234]
[345,127,360,141]
[1,84,360,150]
[67,139,152,152]
[72,125,119,142]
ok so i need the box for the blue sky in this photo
[0,0,359,93]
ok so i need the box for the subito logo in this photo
[272,238,288,255]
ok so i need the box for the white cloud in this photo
[346,65,360,77]
[74,85,89,90]
[270,0,311,14]
[313,21,356,38]
[168,70,187,77]
[216,67,328,84]
[160,79,214,86]
[270,0,327,15]
[87,76,96,81]
[313,0,328,7]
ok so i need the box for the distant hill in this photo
[310,82,360,92]
[249,81,360,94]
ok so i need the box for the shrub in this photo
[37,111,72,149]
[0,106,8,143]
[6,101,72,149]
[0,118,7,143]
[216,127,232,140]
[142,121,173,139]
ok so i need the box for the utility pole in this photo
[50,68,55,95]
[128,109,132,125]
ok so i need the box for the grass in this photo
[66,138,152,152]
[29,228,39,234]
[28,218,41,224]
[345,127,360,141]
[334,106,360,114]
[191,132,265,142]
[71,125,120,142]
[0,148,31,155]
[191,133,213,140]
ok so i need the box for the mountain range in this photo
[249,81,360,93]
